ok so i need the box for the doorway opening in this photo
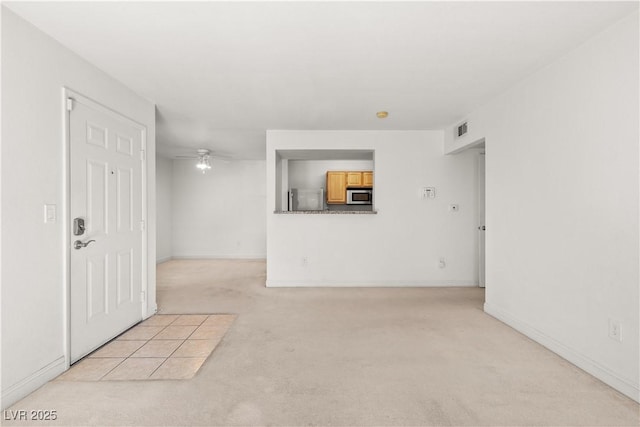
[478,150,485,288]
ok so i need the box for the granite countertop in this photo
[274,210,377,215]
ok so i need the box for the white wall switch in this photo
[44,204,56,223]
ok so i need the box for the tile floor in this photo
[56,314,235,381]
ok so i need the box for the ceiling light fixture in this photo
[196,149,212,173]
[376,111,389,119]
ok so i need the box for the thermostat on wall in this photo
[421,187,436,199]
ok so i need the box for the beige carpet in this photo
[6,259,639,426]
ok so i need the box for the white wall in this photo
[445,12,639,401]
[275,154,284,211]
[1,9,156,408]
[156,155,173,263]
[171,160,266,259]
[266,131,479,287]
[288,160,373,190]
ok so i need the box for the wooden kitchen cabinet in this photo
[346,172,363,187]
[326,172,347,204]
[347,171,374,188]
[362,171,373,187]
[326,171,374,204]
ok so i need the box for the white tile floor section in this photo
[56,314,235,381]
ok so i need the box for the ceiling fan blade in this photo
[171,149,232,162]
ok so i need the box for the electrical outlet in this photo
[301,257,308,267]
[438,257,446,269]
[608,318,622,342]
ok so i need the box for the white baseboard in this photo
[266,279,477,288]
[1,356,66,409]
[172,255,266,261]
[156,256,172,264]
[484,303,640,403]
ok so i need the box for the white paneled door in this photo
[69,95,145,362]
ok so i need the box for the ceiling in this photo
[5,1,638,160]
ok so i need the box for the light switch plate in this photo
[44,204,57,223]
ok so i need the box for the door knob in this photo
[74,239,96,250]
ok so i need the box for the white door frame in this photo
[62,87,149,368]
[477,150,486,288]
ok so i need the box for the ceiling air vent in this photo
[456,121,468,138]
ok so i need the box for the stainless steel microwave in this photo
[346,188,372,205]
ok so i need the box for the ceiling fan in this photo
[175,149,231,173]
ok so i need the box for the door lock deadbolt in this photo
[73,217,85,236]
